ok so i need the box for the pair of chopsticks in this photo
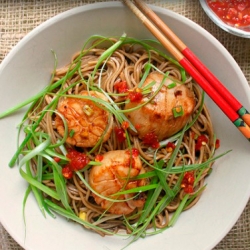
[123,0,250,141]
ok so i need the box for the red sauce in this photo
[132,148,139,157]
[62,166,73,179]
[62,149,90,179]
[114,127,126,142]
[114,80,129,93]
[126,148,140,157]
[95,154,104,162]
[181,171,195,194]
[195,134,209,151]
[122,121,130,130]
[135,124,142,130]
[66,148,90,171]
[166,142,176,152]
[53,157,61,163]
[125,148,140,169]
[215,138,220,149]
[142,132,160,149]
[128,90,143,103]
[207,0,250,27]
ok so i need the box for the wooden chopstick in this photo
[123,0,250,141]
[133,0,250,127]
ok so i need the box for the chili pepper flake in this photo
[125,148,139,157]
[125,148,139,168]
[114,126,126,142]
[67,149,90,171]
[142,132,160,149]
[135,123,141,130]
[95,154,104,162]
[114,80,129,93]
[215,139,220,149]
[181,171,195,194]
[195,134,208,151]
[61,149,90,179]
[122,121,130,130]
[128,89,143,103]
[166,142,176,152]
[62,166,73,179]
[53,157,61,163]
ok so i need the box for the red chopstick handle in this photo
[182,47,250,125]
[180,57,238,121]
[179,57,250,140]
[131,0,250,127]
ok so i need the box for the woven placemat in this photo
[0,1,249,249]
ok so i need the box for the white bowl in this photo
[199,0,250,38]
[0,2,250,250]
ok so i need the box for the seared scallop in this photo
[55,91,113,147]
[89,149,146,215]
[125,72,195,141]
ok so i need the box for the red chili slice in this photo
[66,149,90,171]
[128,90,143,103]
[114,127,126,142]
[62,166,73,179]
[114,80,129,93]
[142,132,160,149]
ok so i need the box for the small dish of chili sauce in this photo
[207,0,250,28]
[199,0,250,38]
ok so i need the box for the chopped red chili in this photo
[181,171,195,194]
[166,142,176,152]
[142,132,160,149]
[62,166,73,179]
[125,148,139,157]
[128,89,143,103]
[132,148,139,157]
[215,139,220,149]
[114,127,126,142]
[95,154,104,162]
[131,148,139,157]
[122,121,130,130]
[114,80,129,93]
[184,185,194,194]
[53,157,61,163]
[125,148,139,168]
[135,123,142,130]
[195,134,209,151]
[190,131,197,139]
[66,148,90,171]
[207,0,250,27]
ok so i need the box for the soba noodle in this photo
[13,35,222,242]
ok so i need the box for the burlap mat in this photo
[0,0,249,249]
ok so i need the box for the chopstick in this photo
[133,0,250,126]
[123,0,250,141]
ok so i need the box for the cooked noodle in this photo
[26,36,217,237]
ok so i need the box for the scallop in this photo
[89,149,146,215]
[55,91,113,147]
[125,72,196,141]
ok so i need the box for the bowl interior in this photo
[0,2,250,250]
